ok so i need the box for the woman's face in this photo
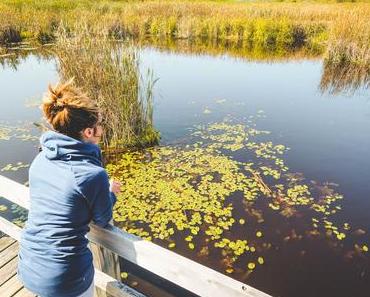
[81,115,103,145]
[90,124,103,145]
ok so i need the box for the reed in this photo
[0,25,22,45]
[0,1,369,64]
[54,25,159,148]
[325,8,370,68]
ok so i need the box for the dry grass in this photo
[54,25,159,148]
[0,1,369,64]
[325,9,370,68]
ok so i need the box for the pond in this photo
[0,47,369,297]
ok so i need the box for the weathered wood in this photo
[0,273,23,296]
[0,235,16,253]
[0,174,272,297]
[91,242,121,278]
[0,256,18,286]
[91,240,121,297]
[0,240,18,268]
[94,269,147,297]
[12,287,37,297]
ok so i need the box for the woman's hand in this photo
[109,179,122,195]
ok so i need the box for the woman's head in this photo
[42,79,103,144]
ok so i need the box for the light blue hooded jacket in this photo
[18,130,117,297]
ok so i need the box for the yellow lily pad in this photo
[248,262,256,270]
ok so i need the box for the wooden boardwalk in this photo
[0,233,36,297]
[0,174,272,297]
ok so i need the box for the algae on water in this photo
[107,112,368,274]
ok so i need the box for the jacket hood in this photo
[40,130,102,166]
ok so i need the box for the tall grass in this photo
[325,9,370,68]
[0,1,369,65]
[0,25,22,45]
[54,25,159,148]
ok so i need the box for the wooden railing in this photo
[0,175,272,297]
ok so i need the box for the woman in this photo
[18,80,121,297]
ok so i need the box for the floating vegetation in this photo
[107,112,365,273]
[203,108,212,114]
[0,126,11,140]
[0,197,28,228]
[107,112,369,275]
[10,203,28,227]
[0,124,39,142]
[14,134,39,142]
[25,97,42,108]
[1,162,29,172]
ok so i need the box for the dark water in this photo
[1,49,370,297]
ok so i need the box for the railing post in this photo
[90,220,121,297]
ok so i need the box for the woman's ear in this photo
[82,127,93,139]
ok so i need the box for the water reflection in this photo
[2,42,369,95]
[320,62,370,95]
[0,44,54,70]
[1,47,370,297]
[140,37,369,95]
[138,36,319,62]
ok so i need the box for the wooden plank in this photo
[91,218,121,297]
[91,240,121,297]
[13,287,36,297]
[0,241,18,268]
[0,236,16,253]
[94,269,147,297]
[0,275,23,296]
[0,257,17,286]
[0,174,271,297]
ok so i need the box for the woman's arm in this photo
[90,170,118,227]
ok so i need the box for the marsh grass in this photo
[0,25,22,45]
[325,11,370,68]
[0,1,369,65]
[55,26,159,148]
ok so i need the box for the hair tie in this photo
[50,100,66,116]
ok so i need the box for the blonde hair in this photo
[42,79,100,140]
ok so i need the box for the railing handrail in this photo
[0,174,272,297]
[0,216,145,297]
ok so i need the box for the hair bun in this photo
[42,79,100,139]
[48,85,68,109]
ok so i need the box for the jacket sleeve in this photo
[89,169,117,227]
